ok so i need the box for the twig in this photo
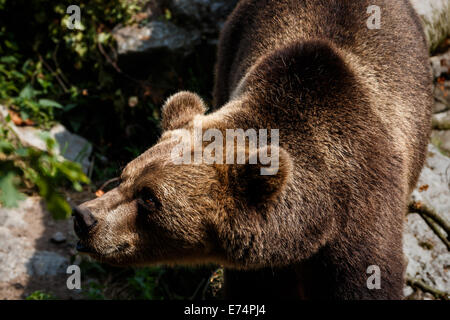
[38,54,69,93]
[160,281,174,300]
[98,177,120,191]
[88,155,95,181]
[420,214,450,251]
[189,278,206,300]
[406,277,449,300]
[408,201,450,233]
[97,41,143,86]
[52,44,71,87]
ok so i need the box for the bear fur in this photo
[76,0,433,300]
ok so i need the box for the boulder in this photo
[410,0,450,52]
[113,0,238,55]
[26,251,69,277]
[405,144,450,297]
[432,110,450,130]
[431,130,450,154]
[0,105,92,174]
[114,20,201,54]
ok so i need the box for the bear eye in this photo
[136,188,159,211]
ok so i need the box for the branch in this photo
[406,277,449,300]
[421,214,450,251]
[408,202,450,250]
[37,54,69,93]
[98,177,120,192]
[408,202,450,235]
[52,44,71,87]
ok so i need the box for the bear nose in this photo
[72,205,97,237]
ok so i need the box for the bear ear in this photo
[162,91,207,131]
[226,146,293,207]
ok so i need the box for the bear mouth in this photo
[76,240,130,258]
[76,240,96,254]
[108,242,130,255]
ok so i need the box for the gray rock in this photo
[26,251,69,276]
[403,214,450,294]
[0,227,35,282]
[410,0,450,52]
[169,0,238,31]
[405,144,450,295]
[432,110,450,130]
[430,50,450,79]
[0,105,92,174]
[433,80,450,112]
[403,285,414,297]
[411,144,450,218]
[51,232,66,244]
[0,197,71,284]
[113,0,238,55]
[431,130,450,154]
[114,21,201,54]
[0,198,41,281]
[0,199,27,229]
[433,101,448,114]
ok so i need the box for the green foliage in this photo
[0,0,142,129]
[0,119,89,219]
[26,290,55,300]
[127,267,164,300]
[0,0,145,215]
[0,171,25,207]
[84,281,106,300]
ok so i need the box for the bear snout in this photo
[72,205,98,238]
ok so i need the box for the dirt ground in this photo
[0,189,95,300]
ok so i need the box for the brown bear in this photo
[73,0,433,299]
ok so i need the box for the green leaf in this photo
[0,55,18,64]
[14,147,30,157]
[26,290,54,300]
[0,172,26,207]
[97,32,110,44]
[19,84,35,99]
[63,103,77,112]
[38,99,63,109]
[0,140,14,154]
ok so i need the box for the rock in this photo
[430,50,450,78]
[403,285,414,297]
[26,251,69,277]
[169,0,238,33]
[410,0,450,52]
[432,110,450,130]
[113,0,238,55]
[405,144,450,296]
[431,130,450,154]
[434,80,450,111]
[51,232,66,244]
[0,198,40,282]
[411,144,450,217]
[433,101,448,114]
[403,214,450,294]
[114,21,201,54]
[0,227,35,282]
[0,105,92,174]
[0,197,71,286]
